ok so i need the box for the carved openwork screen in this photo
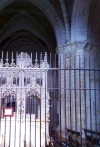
[0,52,50,147]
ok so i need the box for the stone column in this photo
[56,42,100,138]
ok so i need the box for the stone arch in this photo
[2,91,16,112]
[26,90,40,99]
[0,0,68,45]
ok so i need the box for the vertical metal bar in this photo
[14,72,17,147]
[19,96,21,147]
[59,54,62,142]
[49,52,52,145]
[64,54,67,141]
[69,53,72,146]
[79,54,82,146]
[39,52,42,147]
[8,71,12,147]
[52,53,54,140]
[54,53,57,142]
[34,52,37,147]
[4,74,7,147]
[50,54,54,144]
[4,116,6,147]
[35,95,36,147]
[84,54,87,147]
[74,53,77,143]
[9,100,11,147]
[29,94,31,147]
[24,74,26,147]
[19,54,21,147]
[89,53,92,145]
[1,74,5,147]
[0,71,2,143]
[19,69,22,147]
[45,67,47,146]
[94,55,97,145]
[39,82,41,147]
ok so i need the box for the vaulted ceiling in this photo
[0,0,62,53]
[0,0,74,53]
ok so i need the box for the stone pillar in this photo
[56,42,100,138]
[58,53,66,138]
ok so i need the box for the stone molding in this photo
[56,42,93,54]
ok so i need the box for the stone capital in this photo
[56,42,93,54]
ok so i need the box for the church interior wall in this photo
[0,0,99,146]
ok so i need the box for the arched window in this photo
[4,93,16,112]
[26,95,40,119]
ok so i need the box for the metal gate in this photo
[0,52,99,147]
[49,53,100,147]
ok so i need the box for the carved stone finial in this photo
[11,52,15,66]
[44,52,47,63]
[33,52,39,68]
[5,52,9,67]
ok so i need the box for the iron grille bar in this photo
[14,76,17,147]
[94,58,98,145]
[35,91,36,147]
[0,67,100,70]
[89,54,92,146]
[74,53,78,145]
[45,69,46,146]
[69,54,72,133]
[49,53,52,145]
[84,54,88,147]
[59,55,62,143]
[64,57,67,141]
[39,53,42,147]
[79,55,82,146]
[24,77,27,147]
[0,87,100,90]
